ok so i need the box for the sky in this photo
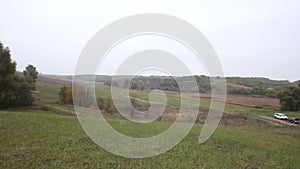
[0,0,299,81]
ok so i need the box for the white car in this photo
[274,113,288,120]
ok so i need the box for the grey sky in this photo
[0,0,299,81]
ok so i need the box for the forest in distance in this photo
[58,74,298,97]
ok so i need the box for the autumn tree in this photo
[104,98,114,114]
[265,87,276,98]
[59,85,73,105]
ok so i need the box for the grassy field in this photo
[34,81,300,118]
[2,81,296,168]
[0,109,299,168]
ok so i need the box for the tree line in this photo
[103,75,295,97]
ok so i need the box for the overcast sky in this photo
[0,0,299,81]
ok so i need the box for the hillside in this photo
[31,74,300,111]
[35,74,298,97]
[1,74,299,168]
[33,74,300,114]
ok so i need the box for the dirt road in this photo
[258,116,299,127]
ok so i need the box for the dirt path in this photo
[258,116,299,127]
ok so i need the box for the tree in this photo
[130,80,137,89]
[11,76,34,106]
[251,86,266,95]
[139,80,144,91]
[129,96,138,117]
[265,87,276,98]
[277,86,300,111]
[104,98,114,114]
[23,64,38,89]
[0,42,16,92]
[59,85,67,104]
[97,97,105,110]
[0,42,34,108]
[58,85,73,105]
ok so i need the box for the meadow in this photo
[0,109,299,168]
[0,81,299,168]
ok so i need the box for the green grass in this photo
[35,82,62,104]
[1,80,297,168]
[0,109,299,168]
[223,102,300,118]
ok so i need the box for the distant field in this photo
[34,81,300,118]
[0,109,299,168]
[37,74,71,85]
[199,93,280,110]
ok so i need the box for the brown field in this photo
[224,95,280,110]
[37,75,71,85]
[193,93,280,110]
